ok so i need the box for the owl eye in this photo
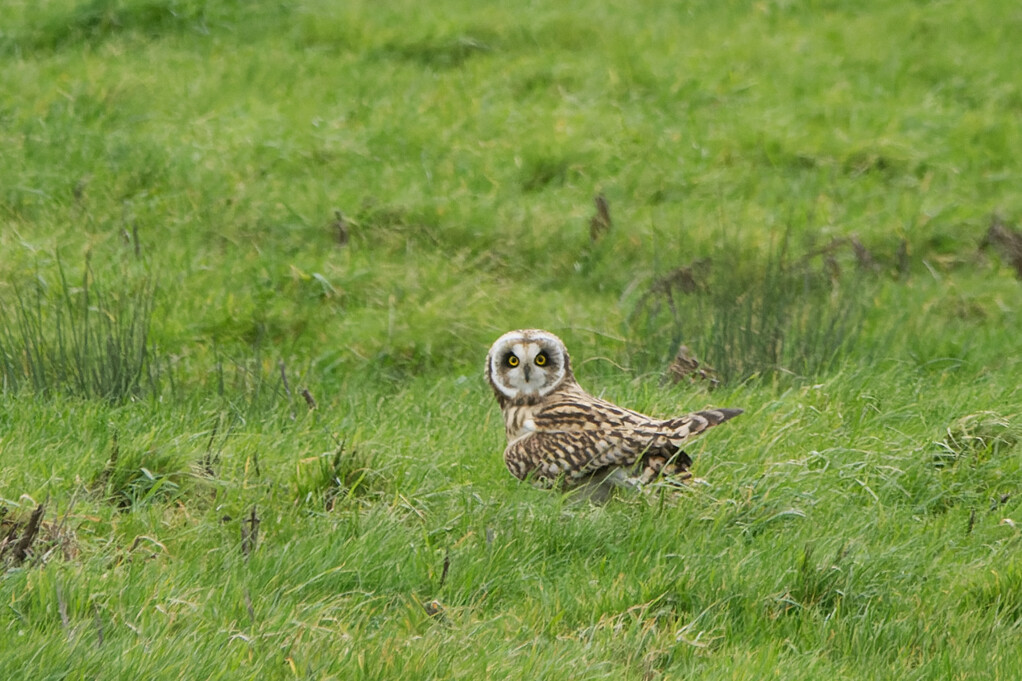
[535,353,548,366]
[506,354,520,367]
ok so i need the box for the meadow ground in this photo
[1,0,1021,678]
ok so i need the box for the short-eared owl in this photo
[485,329,742,492]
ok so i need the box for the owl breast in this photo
[502,403,540,441]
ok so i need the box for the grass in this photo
[1,0,1021,678]
[627,229,881,380]
[0,260,157,399]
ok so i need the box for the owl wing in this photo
[504,427,634,486]
[504,400,741,487]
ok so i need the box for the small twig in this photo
[202,419,220,478]
[241,506,260,560]
[967,508,976,535]
[982,215,1022,279]
[589,194,612,242]
[203,414,236,479]
[439,549,450,589]
[279,361,292,400]
[849,236,876,270]
[132,223,141,259]
[301,388,317,410]
[895,239,910,277]
[332,210,350,246]
[11,504,45,565]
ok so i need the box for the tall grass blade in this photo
[0,262,158,401]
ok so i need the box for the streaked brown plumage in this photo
[485,329,741,491]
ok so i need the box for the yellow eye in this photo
[506,354,519,367]
[535,353,547,366]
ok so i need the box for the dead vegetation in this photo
[981,216,1022,279]
[664,344,720,389]
[633,219,1019,384]
[589,194,612,242]
[1,502,79,569]
[934,411,1019,468]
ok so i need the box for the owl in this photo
[485,329,742,494]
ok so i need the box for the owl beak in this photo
[523,365,532,381]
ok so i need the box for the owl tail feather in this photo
[651,407,742,481]
[692,407,744,427]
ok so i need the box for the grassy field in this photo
[2,0,1021,678]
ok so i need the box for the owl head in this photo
[485,329,574,403]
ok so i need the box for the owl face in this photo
[486,329,572,401]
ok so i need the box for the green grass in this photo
[0,260,157,399]
[2,0,1021,678]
